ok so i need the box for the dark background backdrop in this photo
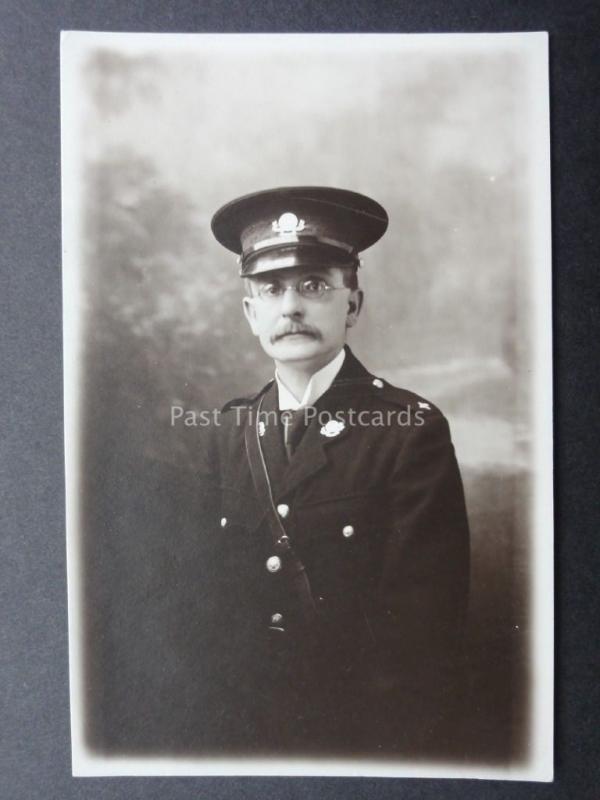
[2,1,599,798]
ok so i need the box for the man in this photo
[196,186,470,758]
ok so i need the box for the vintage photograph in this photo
[61,32,553,779]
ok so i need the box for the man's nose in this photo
[279,286,305,316]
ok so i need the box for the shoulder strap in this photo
[244,396,318,624]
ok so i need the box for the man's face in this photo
[242,266,363,372]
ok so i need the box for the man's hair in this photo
[342,267,359,291]
[244,267,359,295]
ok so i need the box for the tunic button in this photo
[266,555,282,573]
[276,503,290,519]
[372,378,384,388]
[220,517,227,528]
[271,613,283,624]
[342,525,355,538]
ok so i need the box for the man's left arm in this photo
[369,409,470,689]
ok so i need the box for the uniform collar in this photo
[253,347,384,500]
[276,347,346,411]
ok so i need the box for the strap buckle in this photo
[275,534,291,553]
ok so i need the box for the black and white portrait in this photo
[61,32,553,779]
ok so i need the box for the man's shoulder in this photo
[335,349,445,417]
[370,376,443,416]
[220,379,274,414]
[333,368,444,417]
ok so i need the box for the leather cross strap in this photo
[244,396,318,624]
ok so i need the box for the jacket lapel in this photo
[278,347,374,498]
[278,414,329,498]
[252,381,287,494]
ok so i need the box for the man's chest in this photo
[216,406,403,508]
[212,412,401,598]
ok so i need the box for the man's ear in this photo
[242,296,260,336]
[346,288,364,328]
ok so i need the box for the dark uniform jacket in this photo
[194,347,470,758]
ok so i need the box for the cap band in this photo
[240,239,359,276]
[244,234,356,257]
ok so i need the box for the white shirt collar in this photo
[276,348,346,411]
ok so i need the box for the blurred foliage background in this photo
[68,37,544,761]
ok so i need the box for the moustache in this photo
[271,325,321,343]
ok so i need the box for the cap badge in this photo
[272,212,305,235]
[320,419,345,438]
[258,420,266,437]
[418,402,431,410]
